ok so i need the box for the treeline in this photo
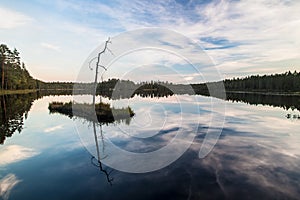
[190,71,300,97]
[97,79,174,99]
[223,71,300,92]
[33,71,300,94]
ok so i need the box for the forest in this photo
[0,44,37,90]
[191,71,300,95]
[223,71,300,92]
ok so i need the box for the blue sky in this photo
[0,0,300,82]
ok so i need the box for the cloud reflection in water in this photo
[0,174,21,200]
[0,145,39,166]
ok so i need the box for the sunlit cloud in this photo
[0,174,21,200]
[0,145,39,166]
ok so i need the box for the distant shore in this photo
[0,89,38,95]
[226,90,300,96]
[0,89,79,95]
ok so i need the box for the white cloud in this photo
[41,42,61,52]
[44,124,64,133]
[184,76,194,81]
[0,174,21,200]
[92,0,300,78]
[0,7,33,29]
[184,0,300,76]
[0,145,39,166]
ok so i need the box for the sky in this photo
[0,0,300,82]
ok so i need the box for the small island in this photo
[49,101,134,123]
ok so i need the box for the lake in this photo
[1,92,300,199]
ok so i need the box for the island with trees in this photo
[48,101,134,124]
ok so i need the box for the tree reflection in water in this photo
[1,88,300,146]
[0,93,40,144]
[91,121,114,185]
[2,89,300,145]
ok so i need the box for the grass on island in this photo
[48,101,135,123]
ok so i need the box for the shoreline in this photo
[0,89,38,95]
[0,89,78,95]
[1,89,300,96]
[226,90,300,96]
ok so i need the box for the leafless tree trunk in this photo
[91,38,111,106]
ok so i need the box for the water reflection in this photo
[100,82,300,112]
[0,145,39,165]
[91,122,113,185]
[1,89,299,145]
[0,90,85,144]
[225,92,300,111]
[0,173,21,200]
[0,93,300,199]
[194,126,300,199]
[286,113,300,119]
[0,93,39,144]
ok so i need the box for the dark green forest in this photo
[223,71,300,92]
[96,79,174,99]
[191,71,300,95]
[0,44,37,90]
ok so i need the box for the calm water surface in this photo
[0,94,300,200]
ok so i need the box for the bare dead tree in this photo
[89,37,112,107]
